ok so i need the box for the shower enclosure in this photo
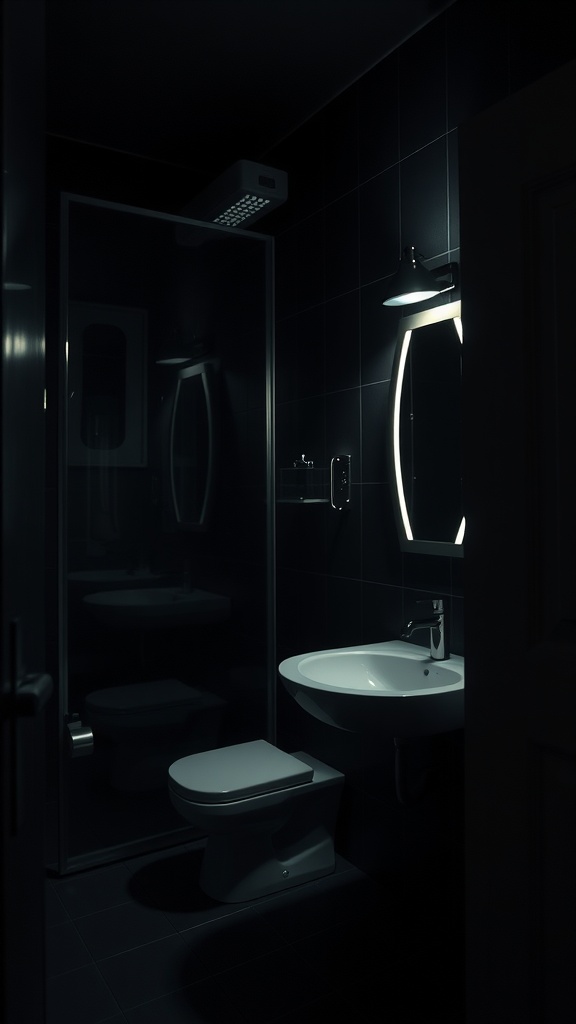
[48,195,275,874]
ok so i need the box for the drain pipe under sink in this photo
[394,736,431,805]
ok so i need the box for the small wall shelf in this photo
[277,465,329,503]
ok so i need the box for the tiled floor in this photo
[46,841,464,1023]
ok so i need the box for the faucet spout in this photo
[401,617,440,638]
[400,599,448,660]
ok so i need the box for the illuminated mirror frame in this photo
[170,360,217,530]
[389,299,464,557]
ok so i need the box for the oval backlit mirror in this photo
[389,300,464,557]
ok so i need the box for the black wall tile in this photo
[361,483,403,588]
[293,211,325,312]
[325,488,362,580]
[446,0,509,130]
[358,164,400,286]
[400,136,448,260]
[324,190,359,301]
[325,386,361,469]
[447,128,460,251]
[507,0,576,94]
[324,290,360,394]
[361,380,390,484]
[324,576,364,649]
[358,53,399,184]
[323,85,359,204]
[275,305,325,404]
[276,568,328,657]
[360,281,398,386]
[361,581,404,642]
[398,14,447,158]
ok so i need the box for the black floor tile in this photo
[122,977,242,1024]
[268,988,380,1024]
[97,933,208,1011]
[52,863,134,918]
[46,851,463,1024]
[73,901,175,960]
[46,921,93,977]
[181,906,287,972]
[252,867,387,942]
[45,883,71,927]
[46,964,123,1024]
[215,943,332,1024]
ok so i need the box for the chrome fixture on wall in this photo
[181,160,288,228]
[330,455,351,511]
[382,246,458,307]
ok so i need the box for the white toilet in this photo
[85,679,226,792]
[168,739,344,902]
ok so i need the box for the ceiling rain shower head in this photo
[180,159,288,230]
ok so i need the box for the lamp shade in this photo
[382,246,442,306]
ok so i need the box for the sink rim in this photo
[279,640,464,698]
[81,585,231,628]
[83,586,229,609]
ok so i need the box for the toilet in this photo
[84,679,226,792]
[168,739,344,903]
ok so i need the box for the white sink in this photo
[83,586,231,629]
[279,640,464,735]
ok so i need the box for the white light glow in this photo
[384,289,439,307]
[392,329,413,540]
[454,517,466,545]
[214,193,271,227]
[454,317,463,343]
[3,332,29,358]
[156,356,192,365]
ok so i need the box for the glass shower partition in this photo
[54,195,275,873]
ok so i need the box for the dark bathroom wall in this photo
[260,0,576,879]
[43,0,576,880]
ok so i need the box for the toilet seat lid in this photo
[168,739,314,803]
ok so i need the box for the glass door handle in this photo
[13,673,53,716]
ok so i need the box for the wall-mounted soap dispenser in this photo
[330,455,351,511]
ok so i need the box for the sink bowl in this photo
[83,586,231,629]
[279,640,464,736]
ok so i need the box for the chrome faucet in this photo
[400,598,448,660]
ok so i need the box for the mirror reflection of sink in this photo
[279,640,464,736]
[83,586,231,629]
[68,569,160,585]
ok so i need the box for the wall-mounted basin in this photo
[279,640,464,736]
[83,586,231,629]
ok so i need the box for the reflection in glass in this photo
[80,323,127,449]
[170,362,215,528]
[55,195,273,873]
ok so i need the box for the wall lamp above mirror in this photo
[389,300,464,558]
[382,246,459,307]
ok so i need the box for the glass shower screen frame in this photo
[55,194,276,874]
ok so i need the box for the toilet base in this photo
[169,747,344,903]
[200,821,337,902]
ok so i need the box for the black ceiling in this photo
[46,0,452,177]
